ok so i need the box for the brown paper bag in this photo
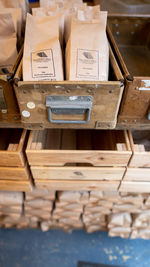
[66,12,109,81]
[0,8,22,44]
[0,13,18,74]
[23,14,64,81]
[0,0,30,22]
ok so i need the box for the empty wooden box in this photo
[26,129,132,191]
[108,15,150,127]
[0,128,32,191]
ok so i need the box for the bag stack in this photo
[24,189,55,229]
[23,0,109,82]
[83,191,117,233]
[52,191,88,232]
[0,191,24,228]
[0,0,29,75]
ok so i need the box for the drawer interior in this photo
[108,17,150,76]
[29,129,130,152]
[0,129,23,151]
[130,131,150,152]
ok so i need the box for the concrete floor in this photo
[0,229,150,267]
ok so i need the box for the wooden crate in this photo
[128,130,150,168]
[0,128,32,191]
[108,15,150,128]
[14,45,124,130]
[0,48,23,125]
[26,129,132,191]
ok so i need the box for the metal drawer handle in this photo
[46,95,93,124]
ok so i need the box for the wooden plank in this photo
[61,130,76,150]
[129,152,150,168]
[119,181,150,193]
[0,166,29,180]
[0,180,32,191]
[124,168,150,182]
[26,149,131,167]
[31,166,125,181]
[45,129,62,149]
[35,180,120,191]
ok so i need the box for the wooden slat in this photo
[35,180,120,191]
[0,166,29,180]
[0,180,32,191]
[124,168,150,182]
[119,181,150,193]
[31,166,125,181]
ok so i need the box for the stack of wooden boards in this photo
[0,129,33,191]
[1,190,150,239]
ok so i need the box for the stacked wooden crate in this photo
[0,129,32,191]
[24,189,55,229]
[0,191,26,228]
[120,131,150,192]
[26,129,132,191]
[52,191,88,232]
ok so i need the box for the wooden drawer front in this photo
[0,180,32,192]
[35,180,120,191]
[15,45,124,130]
[26,129,132,167]
[119,181,150,193]
[129,131,150,168]
[124,168,150,182]
[0,129,27,167]
[0,166,29,181]
[31,166,125,181]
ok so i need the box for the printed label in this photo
[76,49,99,79]
[27,102,35,109]
[22,110,30,118]
[31,49,55,79]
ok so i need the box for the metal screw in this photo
[135,87,139,90]
[66,90,70,93]
[123,120,127,123]
[87,89,92,93]
[115,23,119,27]
[14,117,19,120]
[40,125,43,128]
[109,90,113,94]
[87,97,91,101]
[23,90,27,94]
[41,90,45,94]
[135,24,139,27]
[133,119,137,123]
[116,31,120,35]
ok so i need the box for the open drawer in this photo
[0,128,32,191]
[129,130,150,167]
[26,129,132,189]
[108,15,150,126]
[0,128,27,167]
[14,45,124,130]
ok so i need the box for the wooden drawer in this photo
[26,129,132,190]
[0,180,32,192]
[0,48,23,124]
[108,15,150,127]
[119,181,150,193]
[26,129,132,167]
[35,180,120,191]
[129,130,150,168]
[124,168,150,182]
[14,45,124,130]
[0,129,27,167]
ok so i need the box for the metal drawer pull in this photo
[46,95,93,124]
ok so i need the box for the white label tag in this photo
[31,49,55,79]
[76,49,99,80]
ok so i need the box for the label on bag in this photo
[76,49,99,80]
[31,49,55,79]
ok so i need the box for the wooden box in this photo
[26,129,132,191]
[14,46,124,130]
[0,128,32,191]
[108,15,150,128]
[0,48,23,125]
